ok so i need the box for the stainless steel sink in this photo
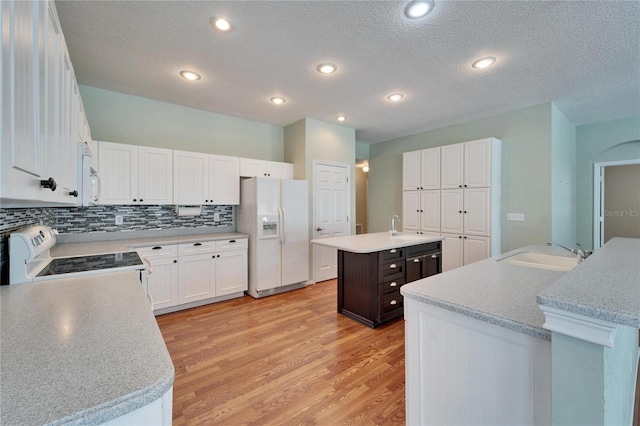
[498,252,579,272]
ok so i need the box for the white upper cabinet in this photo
[464,187,490,236]
[240,158,293,179]
[1,0,86,206]
[464,138,492,188]
[209,155,240,205]
[99,141,173,205]
[420,190,441,233]
[441,144,464,189]
[174,150,240,205]
[403,147,440,191]
[440,189,464,234]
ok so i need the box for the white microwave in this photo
[79,141,101,206]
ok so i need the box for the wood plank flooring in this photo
[156,279,406,425]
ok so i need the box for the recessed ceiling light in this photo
[180,70,201,81]
[317,63,337,74]
[404,0,435,19]
[270,97,286,105]
[336,115,347,122]
[472,56,496,69]
[362,165,370,173]
[212,16,233,31]
[387,93,404,102]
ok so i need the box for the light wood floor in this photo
[156,279,406,425]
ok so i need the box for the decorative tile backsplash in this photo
[0,205,233,284]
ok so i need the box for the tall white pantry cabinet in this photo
[403,138,501,271]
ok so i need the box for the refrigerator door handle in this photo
[280,206,286,245]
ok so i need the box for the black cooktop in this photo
[37,252,144,277]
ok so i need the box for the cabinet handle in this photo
[390,249,396,253]
[133,199,137,202]
[217,254,221,258]
[68,190,78,197]
[390,300,397,305]
[40,177,57,191]
[464,210,467,214]
[140,199,143,202]
[193,243,202,246]
[413,258,420,263]
[464,236,467,239]
[458,236,462,239]
[152,246,162,250]
[228,240,236,243]
[390,282,397,287]
[420,209,423,212]
[431,254,438,258]
[173,260,177,263]
[464,184,467,187]
[459,185,462,188]
[390,263,397,269]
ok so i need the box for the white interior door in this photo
[313,162,350,282]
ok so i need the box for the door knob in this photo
[316,227,325,232]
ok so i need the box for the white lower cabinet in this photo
[441,233,490,271]
[102,387,173,426]
[137,238,248,314]
[405,298,551,426]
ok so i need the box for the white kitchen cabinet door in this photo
[464,188,490,236]
[403,150,421,191]
[57,51,75,192]
[209,154,239,205]
[215,250,248,296]
[0,0,47,203]
[441,143,464,189]
[267,161,293,179]
[178,252,215,304]
[138,146,173,205]
[420,190,441,233]
[420,147,441,190]
[464,138,491,188]
[441,233,463,272]
[174,150,209,205]
[464,235,490,265]
[402,191,421,232]
[440,189,464,234]
[98,141,139,204]
[146,256,179,310]
[239,158,266,177]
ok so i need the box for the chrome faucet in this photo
[391,215,400,235]
[547,241,593,262]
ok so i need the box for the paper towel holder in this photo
[175,205,203,216]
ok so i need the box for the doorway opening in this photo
[593,159,640,249]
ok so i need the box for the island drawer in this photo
[378,247,406,263]
[406,242,441,257]
[380,277,405,295]
[380,291,403,317]
[378,260,405,282]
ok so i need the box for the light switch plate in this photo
[115,214,124,225]
[213,212,220,221]
[507,213,525,222]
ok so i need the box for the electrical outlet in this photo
[115,214,124,225]
[507,213,525,222]
[213,212,221,222]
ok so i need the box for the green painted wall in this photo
[79,85,284,160]
[355,142,370,160]
[369,102,553,253]
[575,115,640,249]
[551,104,577,246]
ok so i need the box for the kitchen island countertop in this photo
[311,232,442,253]
[0,271,174,425]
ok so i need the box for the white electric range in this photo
[8,225,148,289]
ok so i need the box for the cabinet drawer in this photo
[378,260,405,283]
[378,247,405,263]
[380,277,405,295]
[178,241,216,256]
[136,244,178,259]
[215,238,248,251]
[380,291,403,315]
[406,242,441,257]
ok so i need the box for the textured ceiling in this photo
[55,1,640,144]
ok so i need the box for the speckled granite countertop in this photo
[401,245,578,340]
[538,237,640,328]
[51,232,248,257]
[311,232,442,253]
[0,271,174,425]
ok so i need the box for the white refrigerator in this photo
[237,178,309,298]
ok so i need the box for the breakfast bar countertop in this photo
[401,245,576,340]
[310,232,442,253]
[0,271,174,425]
